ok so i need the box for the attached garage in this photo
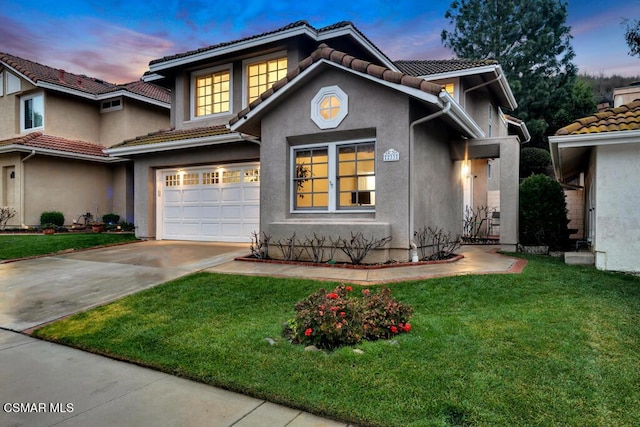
[157,163,260,242]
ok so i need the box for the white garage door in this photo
[160,164,259,242]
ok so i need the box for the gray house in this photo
[107,21,525,261]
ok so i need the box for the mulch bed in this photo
[235,254,464,270]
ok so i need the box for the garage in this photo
[159,164,259,242]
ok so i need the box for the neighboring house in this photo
[549,98,640,272]
[107,21,526,261]
[0,53,170,227]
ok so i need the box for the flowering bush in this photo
[283,284,413,350]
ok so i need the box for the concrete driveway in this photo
[0,240,249,332]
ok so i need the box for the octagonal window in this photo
[311,86,348,129]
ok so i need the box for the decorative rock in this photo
[389,339,399,346]
[265,338,276,346]
[353,349,364,354]
[304,345,321,352]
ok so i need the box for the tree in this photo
[623,17,640,57]
[441,0,579,148]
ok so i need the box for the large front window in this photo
[292,141,375,212]
[22,93,44,131]
[246,55,287,104]
[192,66,231,119]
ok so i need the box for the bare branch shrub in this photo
[250,231,271,259]
[302,233,329,263]
[335,232,392,265]
[0,207,17,230]
[275,232,304,261]
[414,226,461,260]
[462,205,494,241]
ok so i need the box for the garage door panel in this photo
[161,165,259,242]
[221,187,242,201]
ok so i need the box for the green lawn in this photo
[0,233,138,260]
[34,255,640,426]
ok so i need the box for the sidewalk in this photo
[0,330,351,427]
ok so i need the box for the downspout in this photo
[20,150,36,227]
[408,94,451,261]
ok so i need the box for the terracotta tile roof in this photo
[150,21,312,65]
[110,125,234,149]
[149,21,393,71]
[555,100,640,135]
[394,59,499,76]
[230,44,444,126]
[0,132,108,157]
[0,52,169,104]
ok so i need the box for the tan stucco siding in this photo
[22,156,113,226]
[46,93,101,143]
[99,100,169,147]
[0,153,23,227]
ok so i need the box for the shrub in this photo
[520,147,552,177]
[519,174,570,249]
[284,285,413,350]
[101,213,120,224]
[40,211,64,227]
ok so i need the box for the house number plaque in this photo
[383,149,400,162]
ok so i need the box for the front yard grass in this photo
[0,233,138,260]
[34,255,640,426]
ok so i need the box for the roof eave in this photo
[37,82,169,108]
[104,132,246,156]
[0,144,121,163]
[317,25,398,71]
[149,26,318,74]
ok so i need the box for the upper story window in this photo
[444,83,455,96]
[311,86,348,129]
[21,93,44,132]
[191,65,232,119]
[292,140,375,212]
[101,97,123,113]
[244,52,287,105]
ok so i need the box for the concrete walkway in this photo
[207,245,526,284]
[0,241,525,427]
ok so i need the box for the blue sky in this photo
[1,0,638,83]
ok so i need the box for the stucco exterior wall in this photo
[99,100,169,148]
[0,73,37,137]
[22,156,113,226]
[46,93,101,143]
[593,143,640,272]
[131,143,260,239]
[258,66,437,262]
[0,153,22,227]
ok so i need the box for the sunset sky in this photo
[1,0,638,84]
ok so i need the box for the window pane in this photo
[247,56,287,103]
[337,143,375,209]
[195,70,230,116]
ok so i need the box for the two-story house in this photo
[107,21,527,261]
[0,53,170,228]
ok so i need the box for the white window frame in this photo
[6,72,21,95]
[0,71,4,96]
[100,96,123,113]
[290,138,376,214]
[242,50,287,108]
[311,85,348,129]
[20,92,44,132]
[190,63,233,121]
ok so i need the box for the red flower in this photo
[404,323,411,332]
[304,328,313,336]
[362,289,371,296]
[339,311,346,317]
[345,286,353,292]
[390,325,398,334]
[326,292,339,299]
